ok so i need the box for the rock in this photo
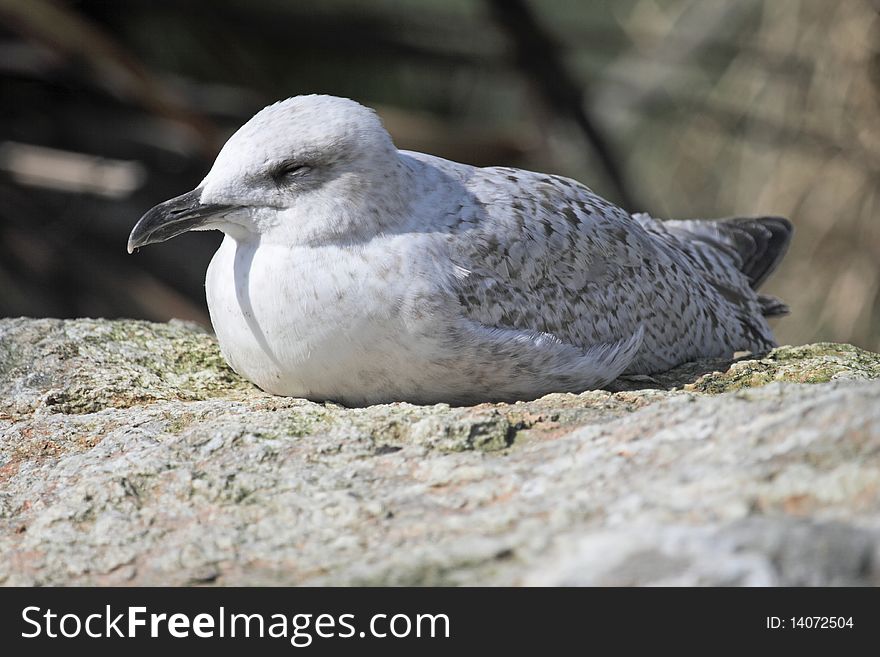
[1,317,879,585]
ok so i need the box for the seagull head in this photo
[128,95,407,252]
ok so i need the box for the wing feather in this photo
[434,165,776,370]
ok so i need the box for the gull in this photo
[128,95,792,406]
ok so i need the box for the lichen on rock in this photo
[0,318,255,418]
[684,343,880,393]
[1,317,879,586]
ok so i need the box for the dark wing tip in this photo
[725,216,793,289]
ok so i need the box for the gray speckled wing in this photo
[435,164,777,374]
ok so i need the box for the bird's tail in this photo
[662,216,793,316]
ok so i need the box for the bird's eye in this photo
[271,162,311,182]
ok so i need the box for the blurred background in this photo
[1,0,878,350]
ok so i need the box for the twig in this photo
[486,0,638,209]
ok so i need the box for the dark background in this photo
[1,0,878,350]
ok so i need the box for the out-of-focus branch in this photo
[0,0,221,156]
[598,2,747,115]
[633,93,880,180]
[486,0,638,209]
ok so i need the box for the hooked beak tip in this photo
[127,187,231,253]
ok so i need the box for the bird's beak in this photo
[127,188,237,253]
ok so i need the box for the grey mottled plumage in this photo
[128,95,792,405]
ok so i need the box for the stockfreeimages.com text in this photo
[22,606,450,646]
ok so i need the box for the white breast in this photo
[205,234,454,403]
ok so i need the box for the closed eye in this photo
[270,161,311,183]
